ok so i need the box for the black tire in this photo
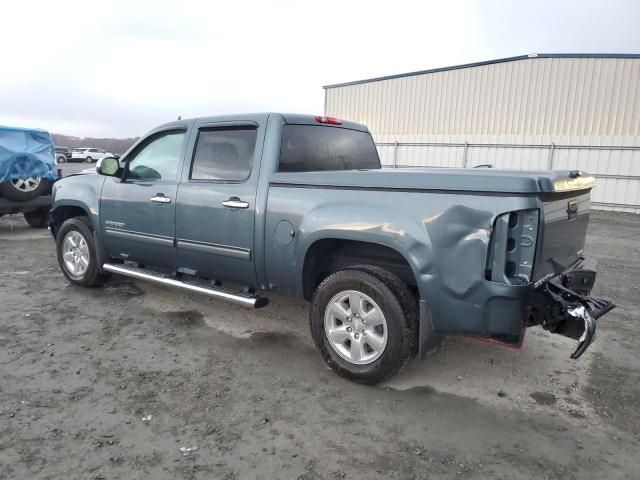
[56,156,66,164]
[85,157,93,164]
[0,178,50,202]
[310,266,418,384]
[24,208,49,228]
[55,217,105,287]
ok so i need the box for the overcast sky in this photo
[1,0,638,138]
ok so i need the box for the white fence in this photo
[376,141,640,213]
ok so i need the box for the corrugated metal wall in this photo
[325,56,640,212]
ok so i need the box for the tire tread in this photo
[55,216,106,287]
[310,265,419,384]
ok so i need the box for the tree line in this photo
[52,133,139,155]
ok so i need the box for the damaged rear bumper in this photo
[531,258,615,359]
[418,257,615,359]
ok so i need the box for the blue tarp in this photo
[0,125,59,183]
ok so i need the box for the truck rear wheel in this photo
[309,266,418,384]
[55,217,105,287]
[24,208,49,228]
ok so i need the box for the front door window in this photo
[127,131,185,181]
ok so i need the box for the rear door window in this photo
[190,126,257,182]
[278,125,380,172]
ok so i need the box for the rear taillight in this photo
[315,115,342,125]
[486,209,539,285]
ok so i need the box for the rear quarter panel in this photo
[265,184,540,336]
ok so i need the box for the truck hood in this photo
[68,167,98,177]
[269,168,595,195]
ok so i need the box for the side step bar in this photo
[103,263,268,308]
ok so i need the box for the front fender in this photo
[50,175,109,273]
[51,175,105,232]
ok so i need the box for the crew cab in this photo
[48,113,614,383]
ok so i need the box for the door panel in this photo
[176,182,256,283]
[176,122,263,286]
[100,129,187,270]
[101,178,178,268]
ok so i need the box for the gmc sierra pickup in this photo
[49,113,614,384]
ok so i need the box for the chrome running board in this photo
[102,263,268,308]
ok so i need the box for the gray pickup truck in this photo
[48,113,614,384]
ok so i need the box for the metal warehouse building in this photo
[324,54,640,212]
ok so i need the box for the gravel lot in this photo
[0,211,638,479]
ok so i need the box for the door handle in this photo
[150,194,171,204]
[222,197,249,209]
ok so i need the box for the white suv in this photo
[71,148,113,163]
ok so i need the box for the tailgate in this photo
[535,190,591,280]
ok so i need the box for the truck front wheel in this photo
[55,217,105,287]
[310,266,418,384]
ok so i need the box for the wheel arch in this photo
[301,237,420,301]
[49,203,92,237]
[51,200,111,274]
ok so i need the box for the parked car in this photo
[71,147,113,163]
[0,125,59,227]
[54,146,73,163]
[70,148,87,162]
[48,113,614,383]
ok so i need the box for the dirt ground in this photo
[0,211,638,479]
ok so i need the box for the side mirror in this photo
[96,157,120,176]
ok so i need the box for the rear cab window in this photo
[278,125,380,172]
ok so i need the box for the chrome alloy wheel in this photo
[324,290,388,365]
[11,176,41,192]
[62,231,90,276]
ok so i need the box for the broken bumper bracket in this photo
[543,280,616,359]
